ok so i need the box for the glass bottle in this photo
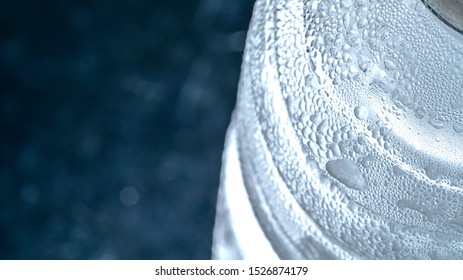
[213,0,463,259]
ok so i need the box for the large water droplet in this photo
[354,105,369,120]
[326,159,367,191]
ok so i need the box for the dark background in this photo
[0,0,254,259]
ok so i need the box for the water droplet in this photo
[428,115,446,129]
[396,199,433,220]
[384,60,396,70]
[317,119,329,134]
[348,200,361,212]
[360,154,375,168]
[414,106,426,119]
[326,159,367,191]
[454,123,463,133]
[424,163,442,180]
[354,105,369,120]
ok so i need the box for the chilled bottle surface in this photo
[213,0,463,259]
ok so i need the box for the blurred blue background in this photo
[0,0,254,259]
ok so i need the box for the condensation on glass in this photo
[212,0,463,259]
